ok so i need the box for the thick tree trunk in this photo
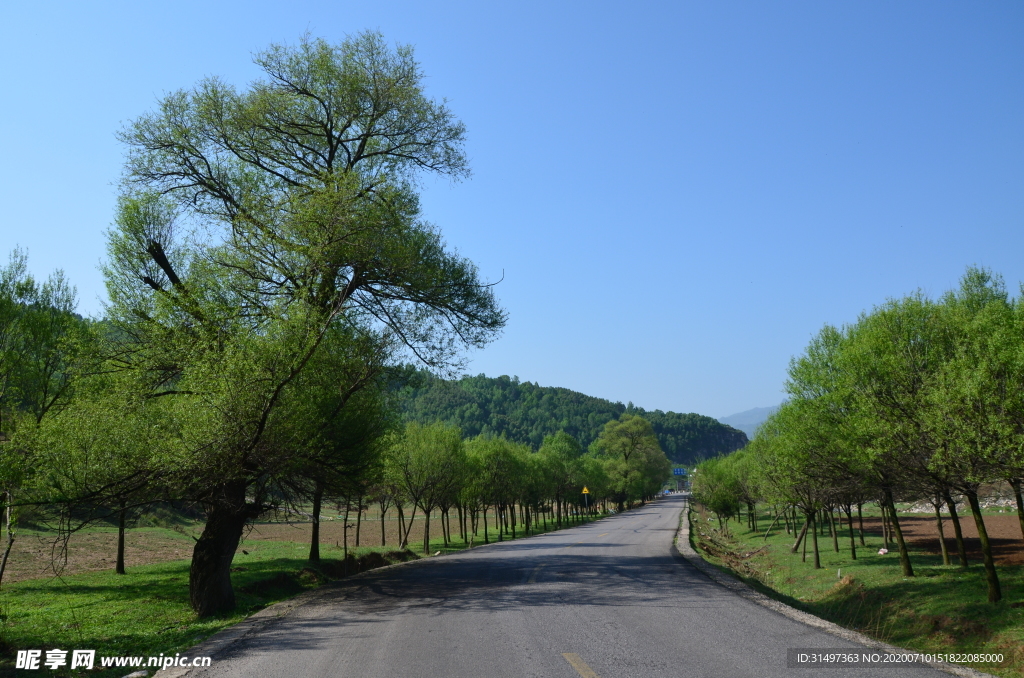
[883,490,914,577]
[379,498,388,547]
[965,490,1001,603]
[943,490,968,568]
[116,500,127,574]
[309,483,323,562]
[189,484,251,618]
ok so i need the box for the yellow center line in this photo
[527,563,546,583]
[597,532,609,537]
[562,653,601,678]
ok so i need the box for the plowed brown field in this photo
[862,513,1024,566]
[1,528,194,583]
[1,511,509,583]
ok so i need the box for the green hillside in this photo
[398,373,747,465]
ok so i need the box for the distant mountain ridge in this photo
[398,373,748,465]
[717,405,779,439]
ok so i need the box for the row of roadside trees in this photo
[360,416,672,558]
[691,267,1024,604]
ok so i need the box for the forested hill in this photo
[397,373,748,464]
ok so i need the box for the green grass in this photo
[0,511,609,677]
[0,540,379,677]
[688,507,1024,677]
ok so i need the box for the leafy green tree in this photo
[926,268,1019,602]
[589,414,671,511]
[751,400,856,567]
[0,249,85,588]
[538,431,583,527]
[459,440,489,542]
[468,436,529,541]
[783,324,878,561]
[25,375,171,575]
[838,294,954,577]
[74,32,504,617]
[691,455,741,533]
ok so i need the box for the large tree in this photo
[88,32,504,616]
[589,414,671,511]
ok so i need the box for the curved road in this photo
[196,495,947,677]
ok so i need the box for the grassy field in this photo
[0,511,605,677]
[688,503,1024,678]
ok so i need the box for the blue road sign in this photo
[673,468,687,476]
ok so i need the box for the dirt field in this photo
[862,513,1024,566]
[1,528,195,583]
[243,511,514,550]
[0,510,512,583]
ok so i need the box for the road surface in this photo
[195,495,949,677]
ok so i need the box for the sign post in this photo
[672,467,687,492]
[582,486,589,513]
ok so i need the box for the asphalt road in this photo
[195,495,949,678]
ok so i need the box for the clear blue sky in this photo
[2,2,1021,418]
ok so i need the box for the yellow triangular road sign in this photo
[582,486,590,494]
